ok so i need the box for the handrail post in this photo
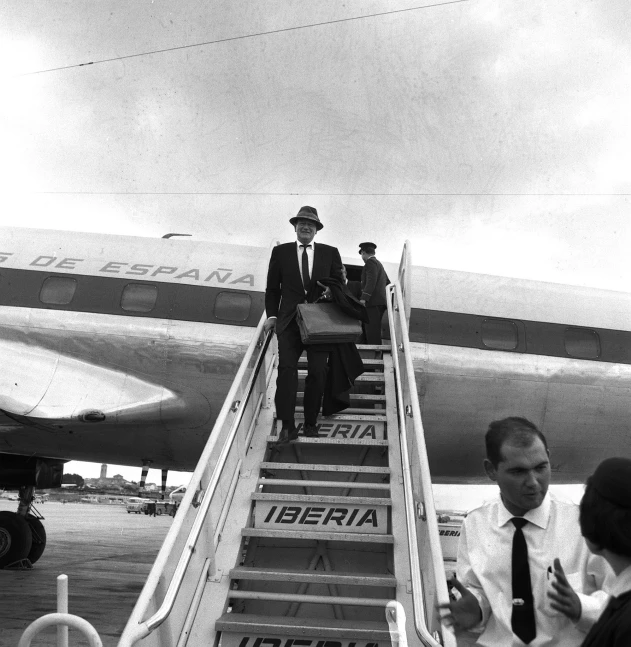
[386,600,408,647]
[58,574,69,647]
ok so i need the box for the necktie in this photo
[300,244,311,293]
[511,517,536,644]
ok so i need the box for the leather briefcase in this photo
[296,303,362,344]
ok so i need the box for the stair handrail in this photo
[386,600,409,647]
[386,282,455,647]
[119,316,273,647]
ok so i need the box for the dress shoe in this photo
[302,423,319,437]
[276,423,298,445]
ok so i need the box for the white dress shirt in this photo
[457,493,612,646]
[605,564,631,598]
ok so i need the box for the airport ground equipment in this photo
[116,248,455,647]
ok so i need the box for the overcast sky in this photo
[1,1,629,495]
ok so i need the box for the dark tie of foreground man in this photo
[512,517,537,644]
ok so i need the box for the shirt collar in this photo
[497,492,551,530]
[607,564,631,597]
[296,240,314,249]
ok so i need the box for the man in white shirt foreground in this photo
[442,417,611,646]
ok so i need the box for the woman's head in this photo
[579,457,631,557]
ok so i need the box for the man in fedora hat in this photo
[264,206,345,443]
[358,242,390,345]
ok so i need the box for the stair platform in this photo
[266,436,388,446]
[216,613,391,642]
[259,462,390,475]
[242,528,394,544]
[229,567,397,587]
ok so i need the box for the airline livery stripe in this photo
[0,267,264,327]
[1,267,629,364]
[408,308,631,365]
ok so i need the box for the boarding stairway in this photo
[117,246,455,647]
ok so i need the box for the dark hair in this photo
[580,477,631,557]
[485,417,548,468]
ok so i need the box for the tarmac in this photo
[0,499,172,647]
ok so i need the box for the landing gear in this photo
[0,511,33,568]
[0,485,49,568]
[25,514,47,564]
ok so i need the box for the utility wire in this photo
[18,0,468,77]
[19,192,629,197]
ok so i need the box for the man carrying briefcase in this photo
[264,206,352,443]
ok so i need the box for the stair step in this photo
[298,407,387,416]
[298,370,384,382]
[259,462,390,475]
[297,392,386,402]
[267,436,388,447]
[227,590,391,607]
[257,478,390,491]
[356,344,391,351]
[229,567,397,587]
[289,412,387,422]
[298,358,384,368]
[215,613,391,641]
[242,528,394,543]
[253,493,391,505]
[288,416,387,429]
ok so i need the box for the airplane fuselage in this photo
[1,227,629,482]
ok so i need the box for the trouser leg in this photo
[275,323,303,423]
[303,347,330,426]
[363,306,386,345]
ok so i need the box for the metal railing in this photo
[386,282,456,647]
[119,314,274,647]
[18,575,103,647]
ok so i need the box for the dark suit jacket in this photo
[265,241,344,335]
[360,256,390,307]
[580,590,631,647]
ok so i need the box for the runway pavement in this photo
[0,499,172,647]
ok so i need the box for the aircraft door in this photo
[397,239,412,324]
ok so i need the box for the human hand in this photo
[316,281,332,301]
[263,317,276,334]
[438,576,483,630]
[359,299,366,306]
[548,558,581,621]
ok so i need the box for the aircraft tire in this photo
[156,508,163,516]
[0,511,33,568]
[25,514,47,564]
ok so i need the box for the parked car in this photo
[126,497,146,514]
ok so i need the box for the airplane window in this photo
[481,318,518,350]
[39,276,77,305]
[121,283,158,313]
[565,327,600,359]
[215,291,252,321]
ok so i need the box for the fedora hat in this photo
[289,206,323,231]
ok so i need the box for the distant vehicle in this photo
[126,497,145,514]
[80,495,100,504]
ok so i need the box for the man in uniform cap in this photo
[358,242,390,345]
[264,206,344,443]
